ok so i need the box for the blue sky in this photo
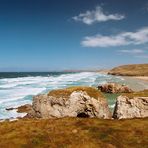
[0,0,148,71]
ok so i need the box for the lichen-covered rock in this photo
[113,94,148,119]
[29,87,111,119]
[98,83,133,93]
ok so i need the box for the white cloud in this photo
[135,55,148,59]
[81,27,148,47]
[118,49,148,59]
[73,6,125,25]
[119,49,144,54]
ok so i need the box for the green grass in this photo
[0,118,147,148]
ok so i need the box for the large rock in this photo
[98,83,133,93]
[113,91,148,119]
[29,87,111,119]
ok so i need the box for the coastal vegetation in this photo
[48,86,105,100]
[108,64,148,76]
[0,118,147,148]
[123,89,148,98]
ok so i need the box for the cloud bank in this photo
[81,27,148,47]
[73,6,125,25]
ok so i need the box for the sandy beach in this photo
[122,76,148,91]
[132,76,148,81]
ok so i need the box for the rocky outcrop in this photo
[6,104,32,113]
[98,83,133,93]
[29,87,111,119]
[113,94,148,119]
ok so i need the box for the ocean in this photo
[0,72,146,120]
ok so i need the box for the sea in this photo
[0,72,147,120]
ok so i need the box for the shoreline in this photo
[122,76,148,91]
[0,72,148,121]
[132,76,148,81]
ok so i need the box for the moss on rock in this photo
[48,86,105,100]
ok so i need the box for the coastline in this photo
[122,76,148,91]
[0,72,147,121]
[132,76,148,81]
[0,72,148,147]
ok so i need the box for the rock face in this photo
[30,87,111,119]
[113,95,148,119]
[98,83,133,93]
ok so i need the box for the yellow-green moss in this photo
[48,86,104,100]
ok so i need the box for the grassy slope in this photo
[108,64,148,76]
[0,118,147,148]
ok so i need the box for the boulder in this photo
[98,83,133,93]
[6,104,32,113]
[29,87,111,119]
[113,90,148,119]
[6,104,35,118]
[17,104,32,113]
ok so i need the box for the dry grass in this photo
[48,86,104,100]
[108,64,148,76]
[122,89,148,98]
[0,118,147,148]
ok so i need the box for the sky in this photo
[0,0,148,71]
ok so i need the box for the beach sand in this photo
[123,76,148,91]
[132,76,148,81]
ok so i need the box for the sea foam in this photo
[0,72,124,119]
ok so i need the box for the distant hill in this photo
[108,64,148,76]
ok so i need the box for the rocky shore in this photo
[30,87,111,119]
[7,84,147,120]
[1,80,148,147]
[1,85,148,147]
[1,64,148,147]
